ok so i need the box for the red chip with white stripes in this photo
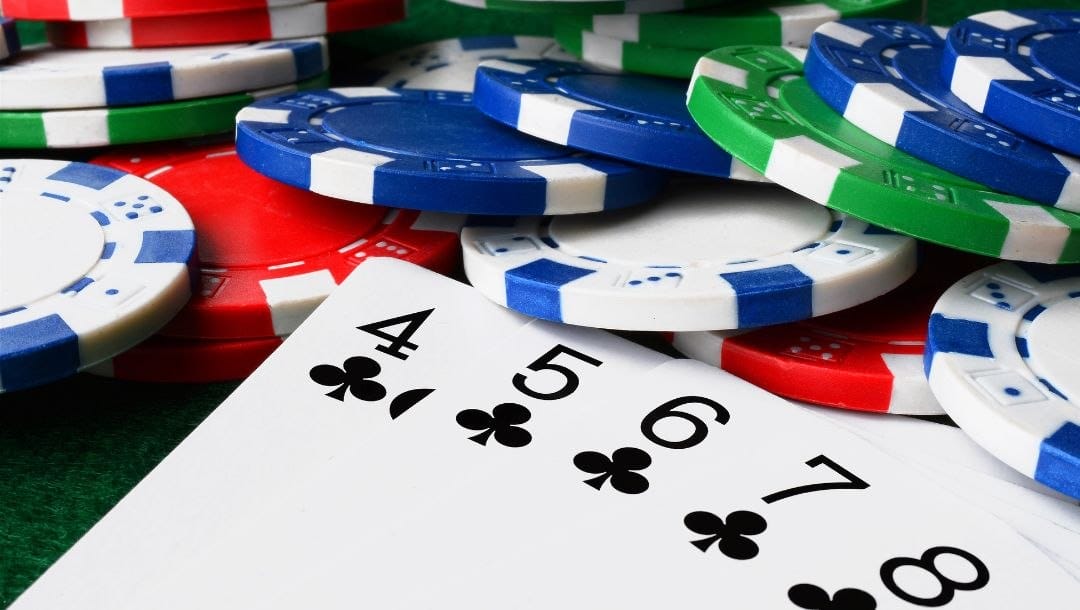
[0,0,314,20]
[672,246,988,415]
[47,0,405,48]
[92,142,463,340]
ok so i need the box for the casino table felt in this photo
[0,0,1073,606]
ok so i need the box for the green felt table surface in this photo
[0,0,1072,605]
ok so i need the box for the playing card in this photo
[358,358,1080,609]
[10,260,533,610]
[814,407,1080,505]
[120,317,673,609]
[812,406,1080,570]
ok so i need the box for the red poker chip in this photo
[92,142,463,341]
[88,334,284,383]
[672,247,988,415]
[47,0,405,48]
[0,0,313,21]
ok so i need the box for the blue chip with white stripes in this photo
[471,58,766,180]
[0,38,328,110]
[926,262,1080,501]
[234,87,667,215]
[943,9,1080,157]
[806,19,1080,211]
[461,181,917,331]
[0,159,197,393]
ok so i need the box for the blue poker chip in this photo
[235,87,667,215]
[926,262,1080,501]
[472,58,765,180]
[461,181,917,331]
[0,38,329,110]
[806,19,1080,212]
[1,17,20,61]
[943,10,1080,156]
[0,159,197,393]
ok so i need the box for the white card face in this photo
[121,317,673,609]
[10,259,534,610]
[814,406,1080,506]
[14,263,1080,609]
[332,358,1079,609]
[812,406,1080,572]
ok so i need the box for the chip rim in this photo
[686,44,1080,263]
[0,159,197,392]
[943,9,1080,156]
[461,181,918,331]
[0,37,329,110]
[805,18,1080,211]
[926,262,1080,500]
[234,86,668,216]
[473,58,765,179]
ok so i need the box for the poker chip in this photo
[560,0,921,50]
[672,247,988,415]
[93,143,465,340]
[461,181,917,331]
[235,87,667,215]
[686,46,1080,264]
[362,36,569,92]
[0,38,328,110]
[0,159,197,393]
[806,20,1080,211]
[1,17,20,61]
[46,0,406,49]
[554,25,706,78]
[0,0,313,21]
[943,10,1080,156]
[473,58,765,179]
[926,262,1080,501]
[13,19,46,47]
[443,0,732,16]
[0,73,328,149]
[87,334,284,383]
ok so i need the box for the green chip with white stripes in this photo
[686,45,1080,264]
[0,73,328,149]
[553,22,708,78]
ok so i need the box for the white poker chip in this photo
[362,36,572,92]
[0,159,197,393]
[926,262,1080,501]
[461,181,918,331]
[0,38,328,110]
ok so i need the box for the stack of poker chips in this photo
[230,3,1080,504]
[3,0,1078,509]
[0,0,407,388]
[0,0,412,148]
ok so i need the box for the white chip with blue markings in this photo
[0,38,329,110]
[0,159,197,393]
[362,36,570,92]
[927,262,1080,501]
[461,181,917,331]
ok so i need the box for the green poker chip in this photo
[13,20,46,46]
[558,0,921,50]
[443,0,734,15]
[554,22,707,78]
[686,46,1080,264]
[0,73,329,149]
